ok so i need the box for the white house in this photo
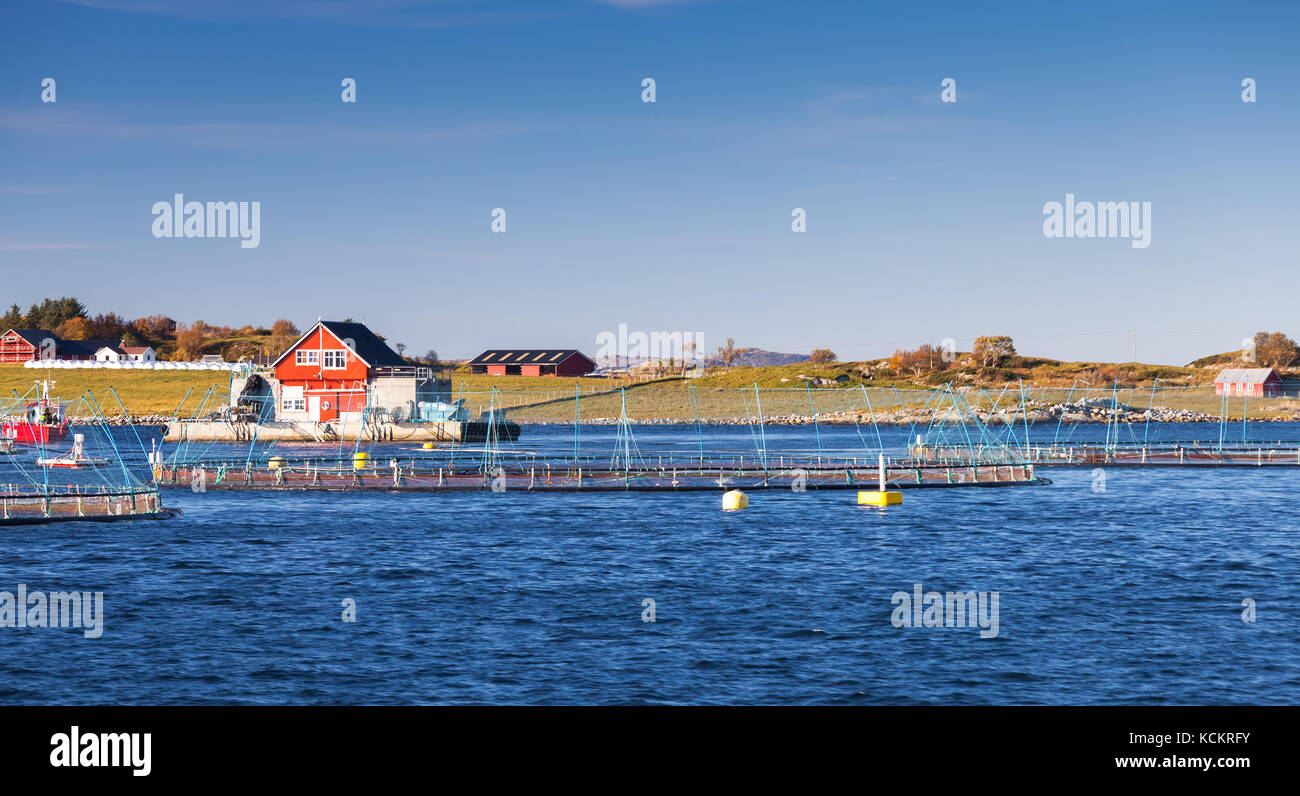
[94,345,157,363]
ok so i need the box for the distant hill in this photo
[706,348,809,367]
[1186,350,1241,368]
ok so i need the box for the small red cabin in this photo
[468,349,596,377]
[1214,368,1281,398]
[270,320,408,422]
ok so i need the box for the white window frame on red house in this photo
[322,349,348,370]
[296,350,319,366]
[281,385,306,413]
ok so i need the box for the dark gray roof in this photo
[60,339,122,357]
[4,329,59,345]
[271,321,407,368]
[469,349,595,366]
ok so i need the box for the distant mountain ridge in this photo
[706,348,809,367]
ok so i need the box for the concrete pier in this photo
[163,419,520,443]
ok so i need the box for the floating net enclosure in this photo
[158,382,1047,492]
[1,382,179,525]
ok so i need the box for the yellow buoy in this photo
[422,442,435,450]
[267,456,286,470]
[858,452,901,505]
[722,489,749,510]
[858,490,902,506]
[353,451,369,469]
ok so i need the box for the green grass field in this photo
[0,365,231,417]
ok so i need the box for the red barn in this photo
[1214,368,1281,397]
[0,329,59,362]
[270,320,409,422]
[468,349,596,377]
[0,330,122,362]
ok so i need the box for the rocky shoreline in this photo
[544,399,1300,426]
[68,415,172,426]
[71,399,1300,429]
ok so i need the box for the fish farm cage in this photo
[0,484,176,525]
[10,377,1296,512]
[157,383,1050,492]
[1,384,180,525]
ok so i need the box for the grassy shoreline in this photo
[5,363,1296,422]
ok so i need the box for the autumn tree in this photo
[896,344,947,377]
[973,335,1016,367]
[809,348,838,365]
[716,338,739,369]
[268,318,301,355]
[56,317,93,340]
[132,315,175,340]
[172,322,213,360]
[88,312,131,340]
[1252,331,1299,368]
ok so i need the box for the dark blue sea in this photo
[1,421,1297,704]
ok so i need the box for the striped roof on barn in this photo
[1214,368,1279,383]
[469,349,593,365]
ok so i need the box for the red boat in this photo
[2,380,69,444]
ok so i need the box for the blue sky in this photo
[1,0,1296,364]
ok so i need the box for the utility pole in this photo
[1132,328,1137,363]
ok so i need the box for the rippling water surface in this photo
[1,423,1297,704]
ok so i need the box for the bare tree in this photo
[716,338,739,370]
[973,335,1016,367]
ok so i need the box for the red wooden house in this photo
[1214,368,1281,397]
[270,320,410,422]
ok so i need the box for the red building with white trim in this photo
[266,320,450,424]
[468,349,596,377]
[0,329,120,362]
[269,321,405,422]
[1,329,59,362]
[1214,368,1282,397]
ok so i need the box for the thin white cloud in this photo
[0,185,74,196]
[0,109,551,151]
[592,0,696,7]
[805,86,913,109]
[53,0,580,28]
[0,242,100,251]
